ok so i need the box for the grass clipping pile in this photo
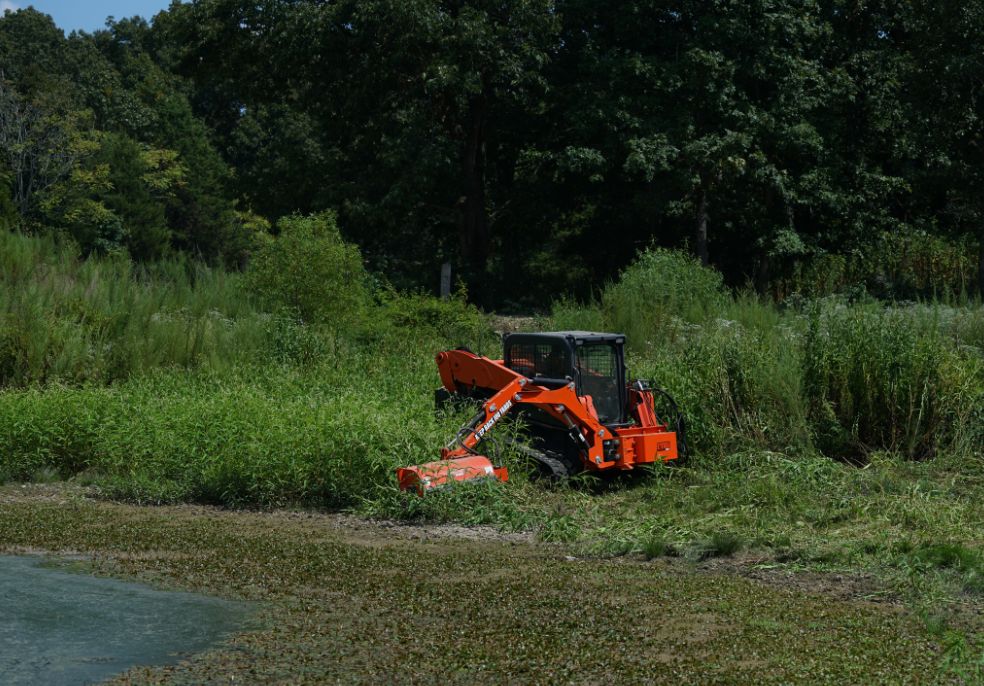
[0,485,944,685]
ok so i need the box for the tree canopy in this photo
[1,1,982,304]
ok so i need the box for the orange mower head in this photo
[396,455,508,495]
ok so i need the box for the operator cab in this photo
[503,331,627,425]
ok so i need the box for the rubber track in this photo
[508,442,570,479]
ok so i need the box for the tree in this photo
[95,133,171,260]
[0,7,246,264]
[541,1,834,280]
[246,212,367,325]
[344,0,559,293]
[0,163,15,229]
[901,0,984,291]
[0,82,81,217]
[156,0,559,298]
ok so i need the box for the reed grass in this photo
[2,231,984,643]
[552,247,984,464]
[0,231,266,385]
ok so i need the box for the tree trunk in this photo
[755,254,771,294]
[695,187,709,266]
[458,90,490,294]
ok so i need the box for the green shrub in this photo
[0,298,512,509]
[376,289,489,342]
[602,247,728,343]
[0,387,111,480]
[550,297,605,332]
[246,211,367,326]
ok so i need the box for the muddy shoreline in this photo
[0,483,951,684]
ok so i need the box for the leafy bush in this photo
[375,288,491,346]
[246,211,367,326]
[602,248,728,342]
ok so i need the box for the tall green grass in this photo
[0,229,981,511]
[0,226,501,506]
[552,247,984,463]
[0,303,499,506]
[0,366,440,507]
[0,231,266,384]
[804,303,984,460]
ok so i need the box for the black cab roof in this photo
[503,331,626,345]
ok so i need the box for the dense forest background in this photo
[1,1,983,307]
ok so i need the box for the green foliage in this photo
[913,543,980,572]
[0,228,512,509]
[0,328,502,509]
[0,168,15,230]
[774,232,981,301]
[0,9,244,264]
[601,248,728,340]
[375,287,489,345]
[941,631,984,685]
[552,248,983,463]
[639,536,676,560]
[4,3,984,298]
[93,132,171,260]
[0,230,265,386]
[246,212,367,326]
[0,231,494,507]
[550,297,605,333]
[804,303,984,461]
[0,228,982,657]
[633,320,810,457]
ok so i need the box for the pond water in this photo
[0,555,252,685]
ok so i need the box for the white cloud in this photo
[0,1,19,16]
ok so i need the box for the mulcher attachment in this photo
[396,455,508,495]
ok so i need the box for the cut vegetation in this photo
[0,486,951,685]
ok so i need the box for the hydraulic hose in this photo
[634,380,688,461]
[449,410,485,456]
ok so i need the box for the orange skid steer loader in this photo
[397,332,685,494]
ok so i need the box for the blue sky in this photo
[1,1,176,33]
